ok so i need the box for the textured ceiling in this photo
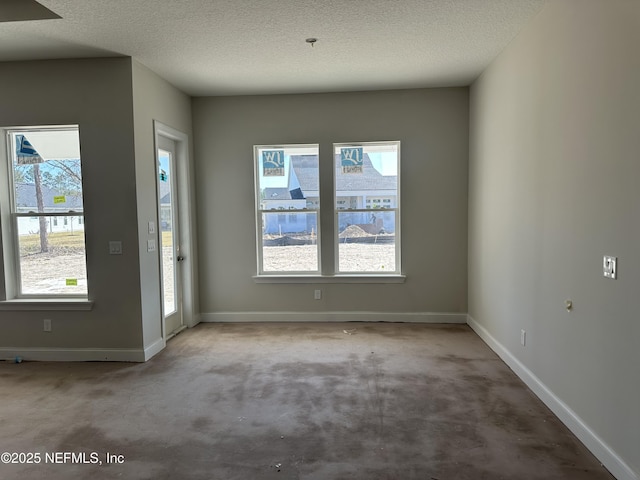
[0,0,546,96]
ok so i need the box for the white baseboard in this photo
[143,337,165,361]
[200,311,467,323]
[467,315,638,480]
[0,347,147,362]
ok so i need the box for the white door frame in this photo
[153,121,198,337]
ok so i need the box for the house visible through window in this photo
[254,141,400,276]
[4,125,87,296]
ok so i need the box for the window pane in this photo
[334,144,398,210]
[11,129,83,214]
[17,215,87,295]
[261,212,318,272]
[256,144,319,274]
[257,145,319,211]
[337,211,396,272]
[158,149,176,317]
[334,142,399,274]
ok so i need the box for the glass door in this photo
[157,136,183,338]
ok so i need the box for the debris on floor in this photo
[343,328,357,335]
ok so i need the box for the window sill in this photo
[253,275,405,284]
[0,299,94,311]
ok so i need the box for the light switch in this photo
[109,241,122,255]
[147,239,156,252]
[603,255,617,279]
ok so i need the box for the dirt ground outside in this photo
[162,245,175,313]
[263,243,396,272]
[21,249,87,295]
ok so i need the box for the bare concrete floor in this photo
[0,323,615,480]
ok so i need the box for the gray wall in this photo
[192,88,469,316]
[469,0,639,477]
[0,58,143,350]
[131,60,195,351]
[0,57,194,360]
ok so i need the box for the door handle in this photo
[177,255,185,262]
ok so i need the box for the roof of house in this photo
[289,156,318,194]
[158,179,171,205]
[291,154,397,193]
[262,154,397,201]
[335,153,397,192]
[15,183,83,210]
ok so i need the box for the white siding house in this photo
[262,154,397,234]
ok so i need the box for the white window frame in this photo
[254,144,321,275]
[333,141,401,276]
[253,141,404,283]
[1,125,88,299]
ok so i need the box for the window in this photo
[255,145,319,274]
[334,142,400,273]
[4,126,87,296]
[254,141,400,277]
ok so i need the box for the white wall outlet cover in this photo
[109,241,123,255]
[603,255,617,279]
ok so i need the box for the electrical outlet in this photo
[43,319,52,332]
[520,329,526,346]
[314,289,322,300]
[109,241,123,255]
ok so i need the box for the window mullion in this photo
[14,212,83,217]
